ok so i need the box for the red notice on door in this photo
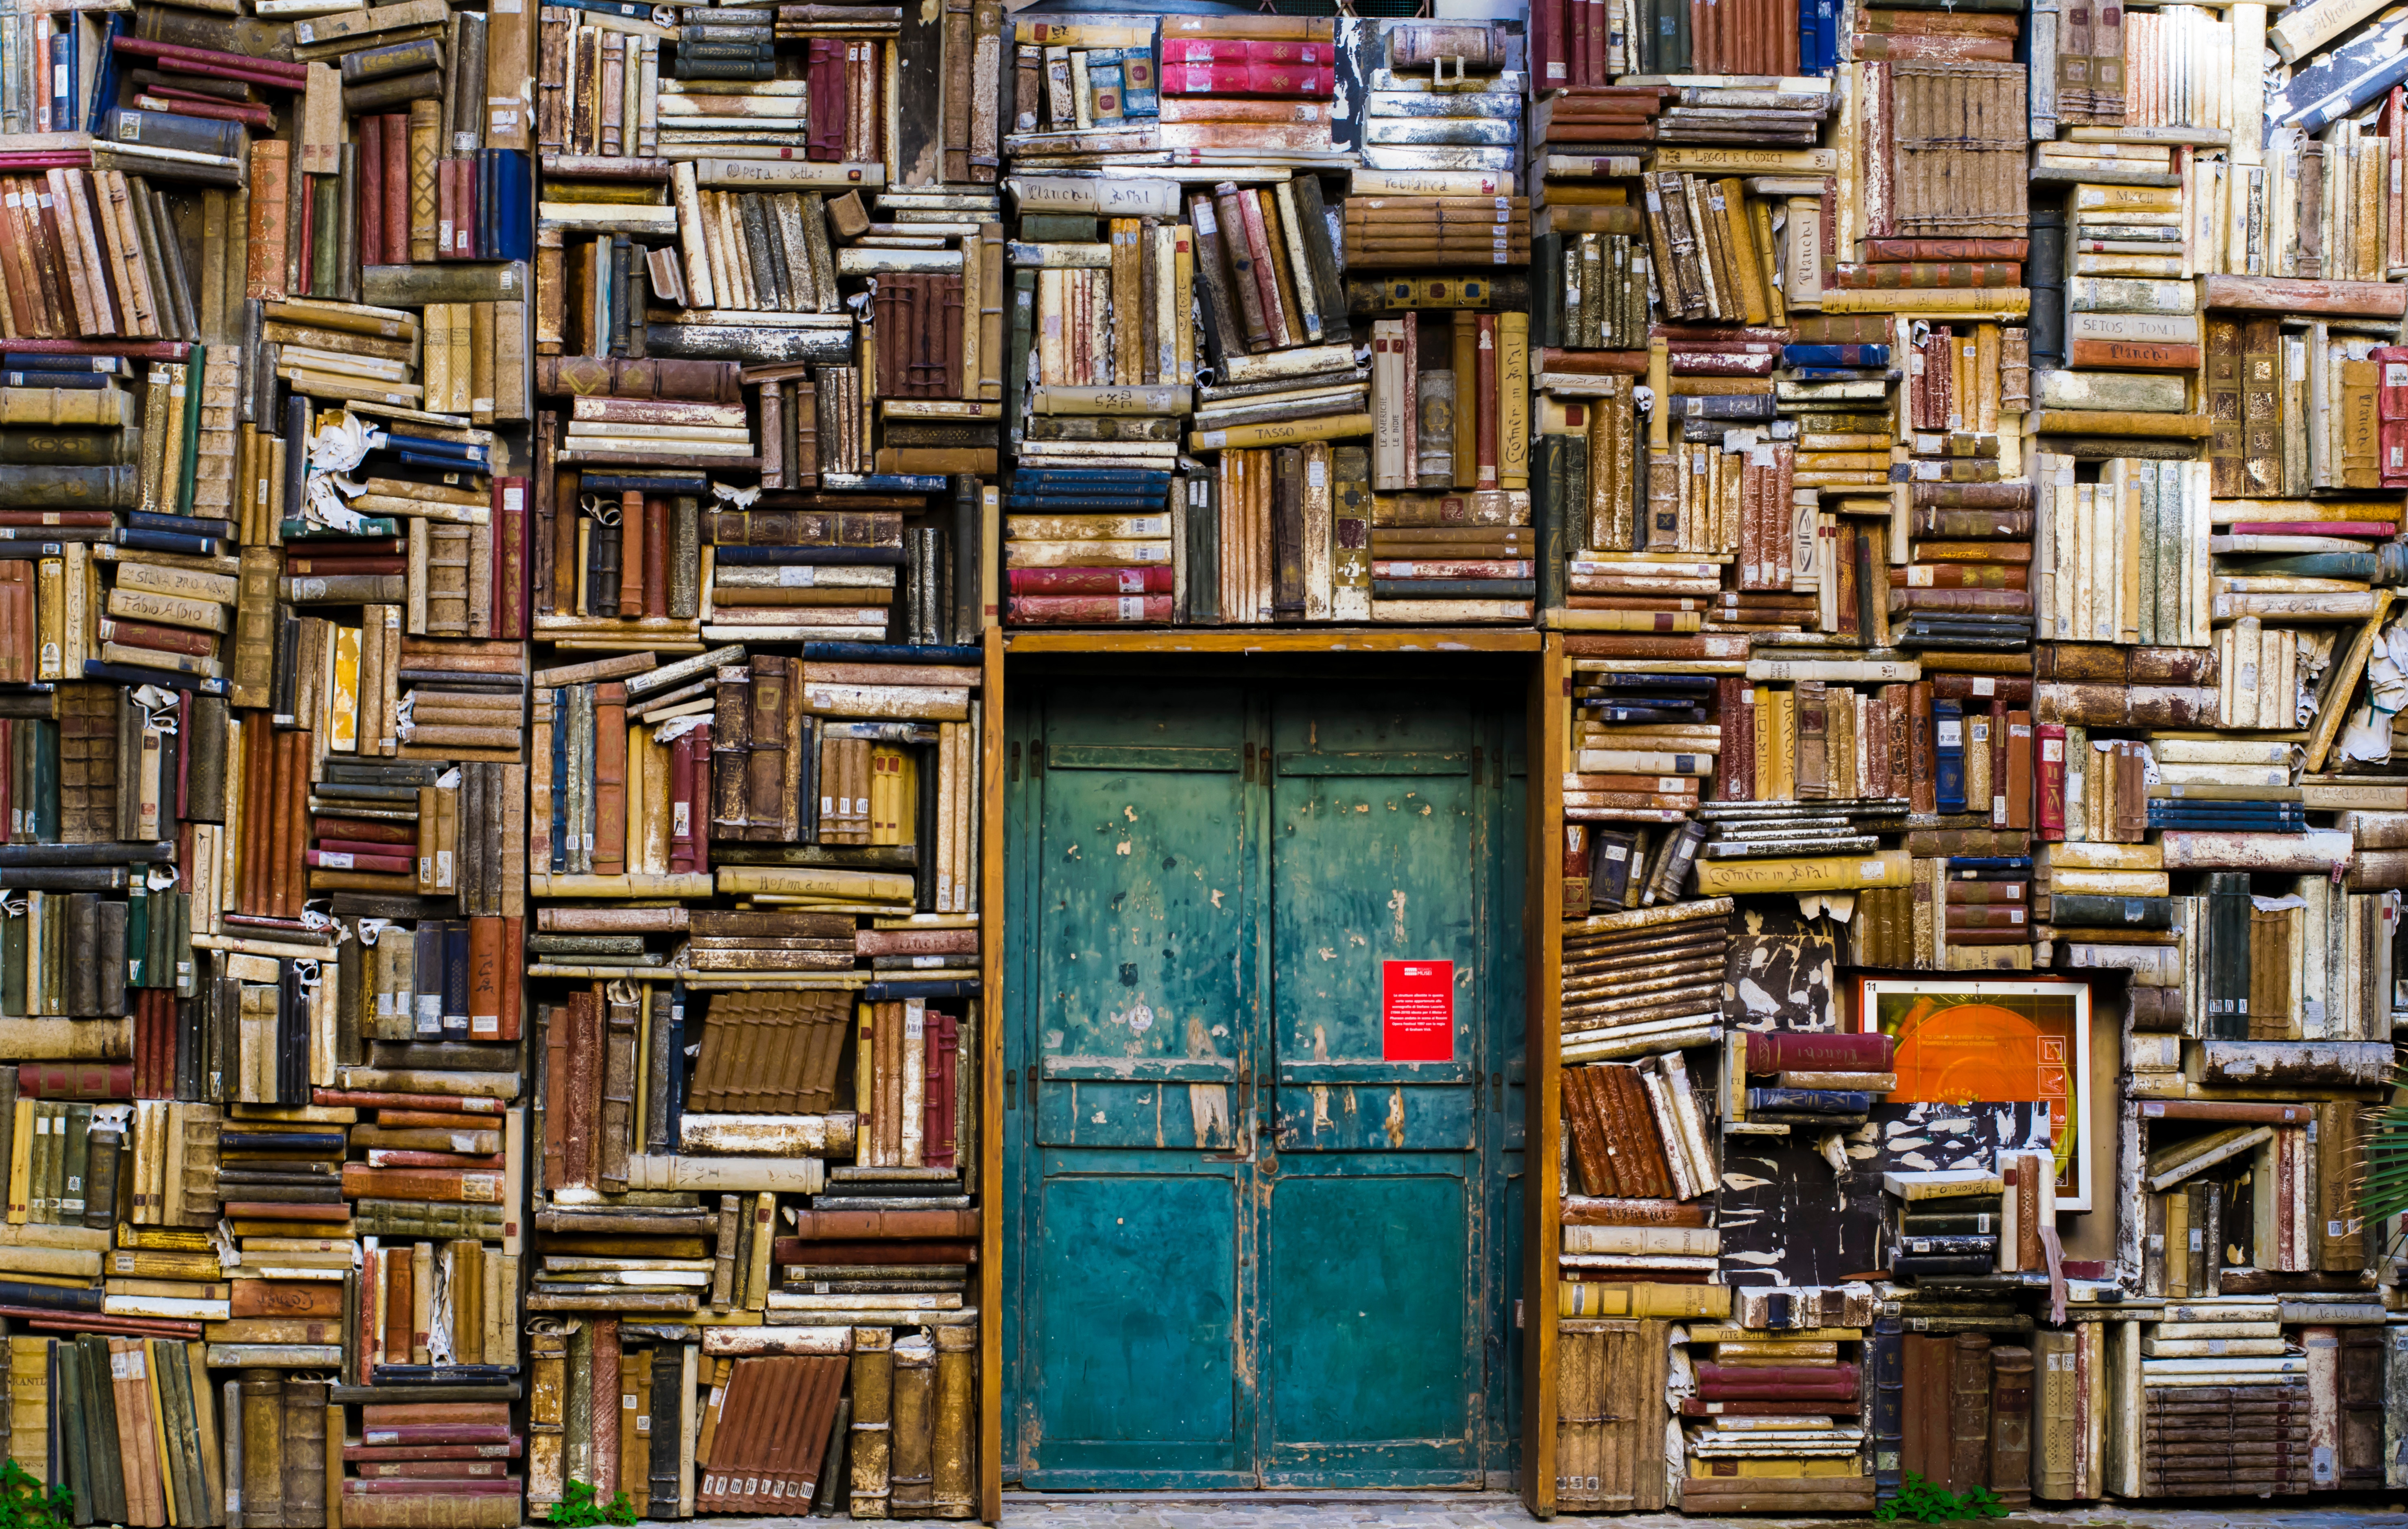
[1382,960,1454,1062]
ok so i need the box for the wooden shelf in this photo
[1003,625,1544,654]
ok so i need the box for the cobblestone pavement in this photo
[995,1490,2408,1529]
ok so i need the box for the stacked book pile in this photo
[1557,897,1730,1062]
[2138,1295,2309,1494]
[1731,1027,1891,1131]
[1683,1321,1869,1514]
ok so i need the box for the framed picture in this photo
[1853,976,2094,1212]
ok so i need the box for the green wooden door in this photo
[1003,678,1525,1490]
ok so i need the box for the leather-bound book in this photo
[616,492,646,618]
[527,1328,566,1512]
[1901,1334,1946,1482]
[743,655,790,843]
[241,1369,285,1529]
[711,664,753,840]
[599,982,636,1193]
[648,1345,682,1512]
[847,1329,894,1519]
[1948,1333,1994,1491]
[889,1335,935,1518]
[591,682,627,876]
[1989,1345,2033,1506]
[2031,1330,2076,1498]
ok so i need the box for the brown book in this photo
[1562,1066,1618,1197]
[1989,1345,2033,1507]
[589,1316,620,1508]
[1562,1196,1710,1227]
[711,665,753,839]
[592,682,627,875]
[1948,1333,1994,1492]
[1902,1334,1949,1483]
[243,1370,286,1529]
[282,1378,327,1528]
[847,1330,894,1518]
[599,982,637,1193]
[788,1207,979,1239]
[743,655,790,843]
[248,143,292,301]
[1208,183,1270,353]
[2315,1099,2364,1271]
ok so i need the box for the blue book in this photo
[1870,1315,1903,1503]
[803,642,981,664]
[820,472,947,494]
[1946,856,2031,872]
[1746,1087,1873,1114]
[1932,698,1966,813]
[4,354,120,374]
[81,660,226,696]
[1,371,108,389]
[713,545,908,566]
[116,528,219,557]
[1783,344,1889,367]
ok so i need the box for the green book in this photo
[31,718,59,843]
[58,1104,89,1224]
[1006,269,1036,450]
[178,347,207,520]
[56,1341,94,1528]
[74,1335,125,1527]
[125,884,148,991]
[1533,433,1568,616]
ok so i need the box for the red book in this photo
[382,114,409,264]
[769,1238,976,1265]
[1005,566,1173,595]
[360,115,384,268]
[2036,721,2066,841]
[493,478,527,640]
[1697,1362,1863,1394]
[1745,1031,1893,1073]
[1006,594,1173,624]
[15,1062,133,1098]
[1534,0,1566,90]
[363,1403,511,1428]
[2229,521,2394,537]
[341,1442,523,1463]
[313,1089,505,1113]
[688,722,712,876]
[1159,62,1335,96]
[0,510,112,527]
[1716,676,1751,801]
[669,729,697,874]
[305,849,415,874]
[340,1478,523,1496]
[2375,345,2408,486]
[643,493,670,619]
[351,1462,512,1480]
[357,1426,517,1449]
[1158,38,1330,63]
[96,618,216,657]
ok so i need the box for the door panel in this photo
[1009,679,1519,1490]
[1263,1169,1473,1481]
[1032,1166,1243,1474]
[1261,691,1486,1482]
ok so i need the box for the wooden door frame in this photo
[974,630,1563,1522]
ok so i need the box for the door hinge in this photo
[1006,1068,1017,1109]
[1243,741,1256,782]
[1008,740,1021,781]
[1029,740,1045,775]
[1471,745,1485,786]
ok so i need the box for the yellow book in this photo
[1188,412,1376,453]
[1819,289,2033,318]
[35,557,63,682]
[327,623,362,752]
[1693,847,1914,897]
[744,1190,774,1311]
[1688,1458,1863,1478]
[2030,408,2212,438]
[7,1336,47,1477]
[6,1098,32,1225]
[1556,1281,1732,1319]
[1498,311,1530,491]
[716,865,916,901]
[145,1338,179,1525]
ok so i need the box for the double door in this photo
[1001,678,1525,1489]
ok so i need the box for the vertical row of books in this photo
[995,15,1538,629]
[0,0,541,1506]
[524,0,990,1513]
[1533,0,2408,1498]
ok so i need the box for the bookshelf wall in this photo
[4,0,2408,1514]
